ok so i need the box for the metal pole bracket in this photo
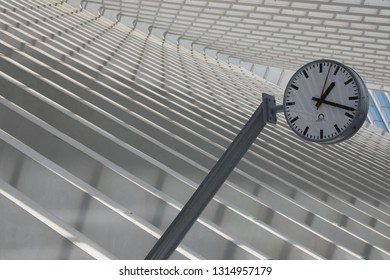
[262,93,277,124]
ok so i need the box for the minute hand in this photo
[312,97,356,111]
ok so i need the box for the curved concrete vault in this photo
[0,0,389,259]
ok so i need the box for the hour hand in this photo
[316,82,335,109]
[312,97,356,111]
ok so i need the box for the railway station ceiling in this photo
[1,0,390,260]
[72,0,390,88]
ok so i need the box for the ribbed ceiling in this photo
[1,0,389,260]
[76,0,390,87]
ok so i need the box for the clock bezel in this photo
[283,59,369,144]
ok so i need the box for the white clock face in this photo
[283,60,368,144]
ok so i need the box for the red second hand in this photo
[316,64,332,109]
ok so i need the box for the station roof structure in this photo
[69,0,390,133]
[0,0,389,260]
[71,0,390,89]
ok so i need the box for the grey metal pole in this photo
[145,93,277,260]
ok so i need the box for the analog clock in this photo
[283,59,369,144]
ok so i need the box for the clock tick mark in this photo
[334,66,340,75]
[303,126,309,136]
[291,116,299,123]
[344,78,353,85]
[345,112,354,119]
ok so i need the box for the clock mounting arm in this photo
[145,93,281,260]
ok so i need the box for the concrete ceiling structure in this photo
[0,0,389,260]
[73,0,390,89]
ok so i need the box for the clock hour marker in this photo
[291,116,299,123]
[319,63,323,73]
[334,124,341,133]
[320,129,323,139]
[290,84,299,90]
[334,66,340,75]
[303,126,309,136]
[345,112,354,119]
[348,96,358,100]
[303,70,309,78]
[286,102,295,106]
[344,78,353,85]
